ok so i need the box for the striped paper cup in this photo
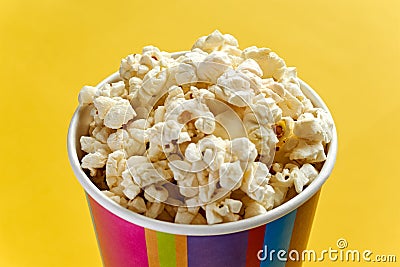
[68,72,337,267]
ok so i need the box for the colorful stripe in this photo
[175,235,188,267]
[157,232,177,267]
[187,231,249,267]
[145,229,160,267]
[86,192,321,267]
[86,194,106,266]
[87,195,149,267]
[260,209,297,267]
[286,191,321,267]
[245,225,267,266]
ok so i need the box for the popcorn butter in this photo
[78,30,333,225]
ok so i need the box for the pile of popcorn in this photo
[78,30,333,225]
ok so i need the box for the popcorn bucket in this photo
[67,72,337,267]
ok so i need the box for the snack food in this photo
[78,30,333,225]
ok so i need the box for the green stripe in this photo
[156,231,177,267]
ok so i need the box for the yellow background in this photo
[1,0,399,266]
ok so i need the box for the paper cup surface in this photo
[68,70,337,267]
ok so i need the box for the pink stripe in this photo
[88,195,149,267]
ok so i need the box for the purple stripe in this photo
[187,230,248,267]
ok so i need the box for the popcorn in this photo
[127,196,147,213]
[78,30,334,225]
[242,47,286,80]
[219,161,243,191]
[215,69,255,107]
[290,139,327,163]
[205,198,242,224]
[81,151,108,176]
[140,66,168,103]
[175,206,200,224]
[91,126,113,144]
[121,169,141,200]
[93,96,136,129]
[145,202,165,219]
[197,51,232,84]
[80,136,109,154]
[105,150,126,183]
[144,183,169,202]
[192,30,239,54]
[242,196,267,218]
[78,86,97,105]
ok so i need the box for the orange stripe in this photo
[145,229,160,267]
[286,190,321,267]
[175,235,188,267]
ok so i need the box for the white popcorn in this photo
[110,81,127,98]
[270,167,294,188]
[175,206,200,224]
[106,150,126,176]
[145,202,165,219]
[91,126,112,144]
[140,66,168,103]
[241,162,270,202]
[213,109,247,139]
[93,97,136,129]
[78,86,97,105]
[127,77,143,101]
[242,47,286,80]
[192,30,240,56]
[102,190,125,205]
[119,54,142,81]
[127,196,147,213]
[197,51,232,84]
[104,98,136,129]
[126,156,168,187]
[298,108,334,144]
[175,63,197,85]
[237,59,263,77]
[292,167,309,193]
[106,129,130,151]
[79,30,333,225]
[80,136,109,154]
[219,161,243,191]
[81,151,108,176]
[93,96,115,119]
[164,90,216,135]
[192,30,224,52]
[290,139,326,163]
[144,183,169,202]
[242,196,267,218]
[300,163,319,183]
[215,69,255,107]
[191,213,207,225]
[121,169,141,200]
[185,143,202,162]
[197,135,227,171]
[205,198,242,224]
[229,137,258,164]
[270,163,318,193]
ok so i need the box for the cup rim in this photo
[67,67,337,236]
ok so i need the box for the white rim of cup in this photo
[67,56,337,236]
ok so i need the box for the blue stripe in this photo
[260,209,297,267]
